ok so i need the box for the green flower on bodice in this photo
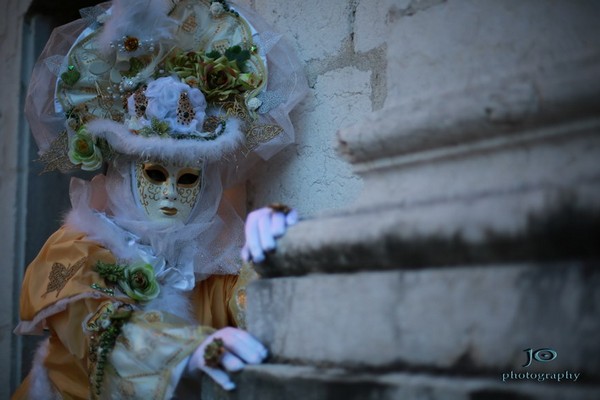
[120,262,160,302]
[95,261,160,303]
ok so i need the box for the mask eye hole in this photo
[177,169,201,188]
[143,164,168,184]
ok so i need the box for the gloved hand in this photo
[188,327,268,391]
[241,204,298,264]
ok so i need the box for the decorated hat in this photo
[26,0,307,173]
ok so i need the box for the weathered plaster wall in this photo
[218,1,600,398]
[386,0,600,100]
[241,0,389,217]
[244,0,600,224]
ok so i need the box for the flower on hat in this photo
[198,55,242,101]
[68,127,103,171]
[126,76,207,135]
[166,46,262,103]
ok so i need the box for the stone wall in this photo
[218,0,600,399]
[243,0,378,215]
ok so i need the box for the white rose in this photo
[138,77,207,134]
[145,77,182,119]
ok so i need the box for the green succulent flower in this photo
[198,55,242,101]
[166,48,261,102]
[68,127,103,171]
[237,72,261,90]
[224,45,251,71]
[119,262,160,302]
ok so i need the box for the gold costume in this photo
[15,0,306,397]
[13,226,248,399]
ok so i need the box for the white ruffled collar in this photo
[65,176,244,290]
[91,211,197,291]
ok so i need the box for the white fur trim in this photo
[64,202,138,263]
[86,118,244,162]
[144,285,194,323]
[27,339,62,400]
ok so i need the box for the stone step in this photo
[197,364,600,400]
[246,262,600,377]
[256,119,600,278]
[256,195,600,277]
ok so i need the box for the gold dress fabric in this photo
[13,226,248,399]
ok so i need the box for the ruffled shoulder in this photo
[17,226,122,334]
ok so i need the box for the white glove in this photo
[188,327,268,391]
[241,205,298,264]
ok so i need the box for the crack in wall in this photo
[348,0,359,47]
[306,38,387,111]
[388,0,447,21]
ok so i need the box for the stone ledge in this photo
[257,96,600,277]
[198,364,600,400]
[246,263,600,376]
[337,52,600,166]
[256,198,600,277]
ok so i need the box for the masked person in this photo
[13,1,307,398]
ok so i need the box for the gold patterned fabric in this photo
[43,257,88,298]
[38,131,78,174]
[217,97,285,153]
[19,227,120,326]
[13,226,248,399]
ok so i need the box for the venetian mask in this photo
[133,160,202,223]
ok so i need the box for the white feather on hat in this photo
[96,0,178,55]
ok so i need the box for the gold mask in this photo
[134,160,201,223]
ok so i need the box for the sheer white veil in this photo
[66,154,245,284]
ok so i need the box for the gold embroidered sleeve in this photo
[19,226,118,326]
[16,226,132,399]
